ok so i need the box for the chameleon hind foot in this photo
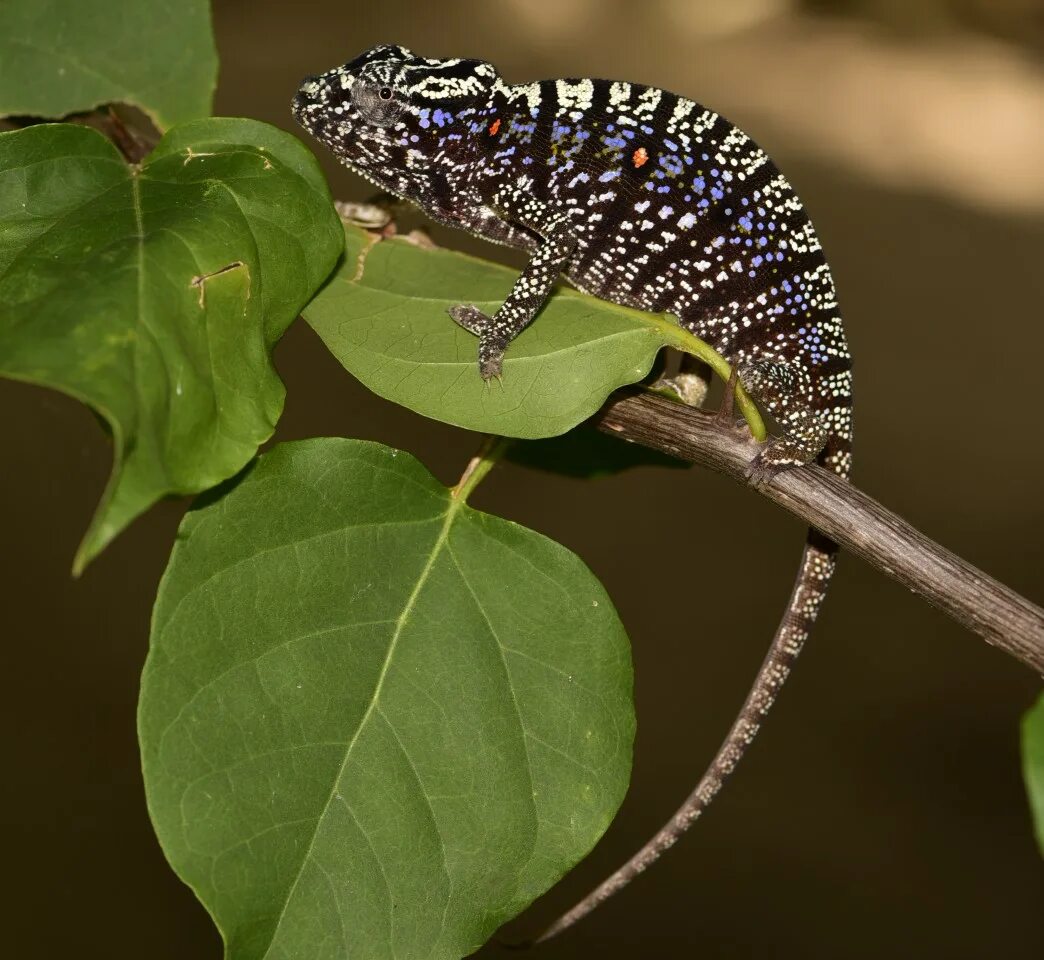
[652,354,712,408]
[745,437,807,490]
[448,304,507,380]
[652,370,709,407]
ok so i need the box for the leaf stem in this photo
[452,435,513,502]
[643,314,767,442]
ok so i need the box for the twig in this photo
[590,389,1044,675]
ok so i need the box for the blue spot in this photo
[710,167,720,177]
[698,198,709,208]
[782,280,792,292]
[599,168,621,182]
[605,135,626,148]
[622,129,635,139]
[752,255,764,267]
[664,138,678,151]
[657,185,670,193]
[692,176,706,192]
[659,155,683,175]
[739,215,753,230]
[641,124,654,134]
[711,186,724,200]
[606,123,616,132]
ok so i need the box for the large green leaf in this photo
[140,438,634,959]
[0,120,343,571]
[0,0,217,130]
[303,224,764,440]
[1022,692,1044,856]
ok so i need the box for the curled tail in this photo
[534,433,850,945]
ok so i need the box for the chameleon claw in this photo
[745,443,805,491]
[745,456,777,491]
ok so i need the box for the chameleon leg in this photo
[653,354,713,408]
[448,218,576,380]
[738,357,831,487]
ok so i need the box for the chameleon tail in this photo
[533,434,850,944]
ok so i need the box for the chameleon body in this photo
[294,45,853,940]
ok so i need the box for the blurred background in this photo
[3,0,1043,956]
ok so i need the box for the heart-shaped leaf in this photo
[304,224,763,440]
[1022,692,1044,856]
[140,438,635,959]
[0,0,217,130]
[0,120,343,571]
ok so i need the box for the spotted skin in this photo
[294,45,852,939]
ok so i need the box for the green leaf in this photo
[303,224,765,440]
[140,438,634,959]
[508,425,689,479]
[0,120,343,572]
[0,0,217,130]
[1022,692,1044,856]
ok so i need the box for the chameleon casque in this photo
[293,44,853,941]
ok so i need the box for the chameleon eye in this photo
[379,87,393,100]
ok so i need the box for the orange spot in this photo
[489,118,501,136]
[632,147,648,168]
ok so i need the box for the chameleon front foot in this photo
[448,304,507,381]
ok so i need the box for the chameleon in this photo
[293,44,853,942]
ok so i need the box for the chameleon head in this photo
[292,44,500,197]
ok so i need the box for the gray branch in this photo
[591,389,1044,676]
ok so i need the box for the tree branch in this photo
[591,389,1044,676]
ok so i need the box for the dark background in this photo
[3,1,1043,956]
